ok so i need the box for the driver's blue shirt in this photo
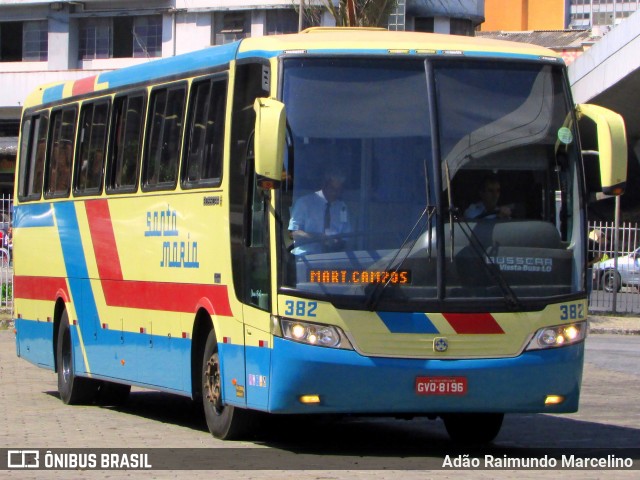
[464,202,496,219]
[288,190,350,255]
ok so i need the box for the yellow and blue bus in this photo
[14,28,627,443]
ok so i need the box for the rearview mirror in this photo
[253,97,286,189]
[576,104,627,196]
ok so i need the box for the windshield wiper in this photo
[365,203,436,311]
[444,158,521,311]
[365,157,436,311]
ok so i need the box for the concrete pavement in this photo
[588,315,640,335]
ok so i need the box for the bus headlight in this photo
[525,321,587,350]
[279,319,353,350]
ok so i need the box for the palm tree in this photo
[322,0,399,28]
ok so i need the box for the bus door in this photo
[241,162,272,410]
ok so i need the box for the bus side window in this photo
[106,93,145,193]
[181,75,227,189]
[75,100,109,196]
[18,112,49,202]
[45,107,77,198]
[143,83,187,191]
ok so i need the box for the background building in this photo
[570,0,640,30]
[403,0,485,35]
[482,0,569,31]
[482,0,640,31]
[0,0,332,196]
[476,29,597,64]
[0,0,486,195]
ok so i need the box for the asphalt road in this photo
[585,334,640,375]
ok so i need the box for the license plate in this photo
[415,376,467,395]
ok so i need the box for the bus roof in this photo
[23,28,562,110]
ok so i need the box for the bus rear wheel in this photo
[56,310,99,405]
[442,413,504,444]
[202,329,254,439]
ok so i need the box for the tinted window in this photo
[45,107,77,198]
[143,84,186,190]
[18,113,48,201]
[182,76,227,188]
[107,93,145,193]
[75,100,109,195]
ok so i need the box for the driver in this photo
[288,170,351,255]
[464,174,512,220]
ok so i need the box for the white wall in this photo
[174,11,213,55]
[0,0,328,115]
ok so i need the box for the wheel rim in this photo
[204,353,224,415]
[604,272,618,291]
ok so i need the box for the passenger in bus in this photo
[288,170,351,255]
[464,174,512,220]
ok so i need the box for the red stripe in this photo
[85,199,123,280]
[101,280,232,315]
[85,199,233,316]
[72,75,97,96]
[14,276,67,301]
[443,313,505,334]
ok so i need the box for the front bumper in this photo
[266,337,584,414]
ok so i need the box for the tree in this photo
[322,0,399,28]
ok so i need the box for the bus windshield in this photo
[279,57,582,309]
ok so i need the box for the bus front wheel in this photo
[56,310,99,405]
[442,413,504,444]
[202,329,253,439]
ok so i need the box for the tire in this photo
[202,329,254,439]
[442,413,504,445]
[56,310,99,405]
[601,270,621,293]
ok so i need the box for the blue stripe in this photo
[53,202,102,375]
[98,42,240,89]
[218,342,247,408]
[245,344,271,409]
[16,316,191,394]
[15,318,55,369]
[43,84,65,104]
[378,312,439,334]
[462,50,559,61]
[54,203,90,280]
[13,203,54,228]
[237,48,391,59]
[238,48,553,62]
[87,328,190,394]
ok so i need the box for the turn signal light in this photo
[545,395,565,406]
[299,395,321,404]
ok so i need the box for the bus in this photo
[14,28,627,443]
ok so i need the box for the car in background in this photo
[593,247,640,292]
